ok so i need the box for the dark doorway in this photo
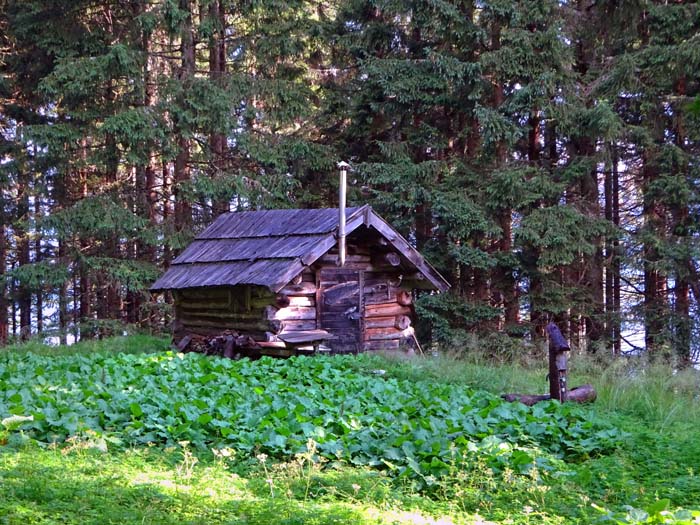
[319,269,361,352]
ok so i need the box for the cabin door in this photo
[319,269,362,353]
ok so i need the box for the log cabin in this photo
[150,205,449,357]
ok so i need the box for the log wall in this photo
[173,286,281,342]
[173,239,419,354]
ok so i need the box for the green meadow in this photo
[1,336,699,524]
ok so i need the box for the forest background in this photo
[0,0,699,362]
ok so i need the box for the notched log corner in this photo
[502,384,597,406]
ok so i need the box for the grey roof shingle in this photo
[150,205,449,293]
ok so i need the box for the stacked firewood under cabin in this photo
[152,205,450,356]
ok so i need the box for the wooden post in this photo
[547,322,570,402]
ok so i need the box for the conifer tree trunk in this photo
[34,192,42,334]
[209,0,229,217]
[580,139,604,350]
[78,141,93,340]
[16,158,31,340]
[58,238,68,345]
[642,152,666,355]
[604,144,617,351]
[612,148,621,355]
[528,109,546,339]
[671,76,691,364]
[173,0,195,234]
[0,210,7,346]
[490,19,518,330]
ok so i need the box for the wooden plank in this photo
[278,330,334,343]
[318,320,355,330]
[322,281,359,306]
[176,335,192,351]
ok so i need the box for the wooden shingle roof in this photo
[151,205,449,292]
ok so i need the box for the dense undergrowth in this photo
[1,335,699,524]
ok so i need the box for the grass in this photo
[1,335,700,524]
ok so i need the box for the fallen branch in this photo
[502,384,597,406]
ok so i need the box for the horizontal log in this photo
[396,290,412,306]
[178,326,265,340]
[272,306,317,321]
[178,288,230,300]
[502,384,597,406]
[282,320,317,331]
[326,244,370,255]
[175,299,230,310]
[279,282,317,296]
[371,252,401,267]
[249,295,279,309]
[363,340,400,351]
[365,292,397,305]
[365,327,414,342]
[363,316,395,329]
[319,321,356,331]
[258,341,287,349]
[364,303,411,318]
[363,325,401,341]
[287,296,315,307]
[320,254,371,264]
[179,310,263,321]
[274,295,291,308]
[278,329,334,343]
[394,315,412,330]
[181,316,281,333]
[259,347,295,358]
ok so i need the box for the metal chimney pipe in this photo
[337,161,350,267]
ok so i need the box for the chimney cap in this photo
[337,161,352,170]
